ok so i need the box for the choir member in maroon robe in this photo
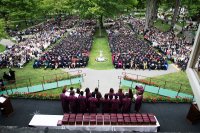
[92,88,102,108]
[101,94,110,113]
[77,91,87,113]
[76,88,80,94]
[92,88,102,100]
[68,91,77,113]
[106,88,115,98]
[85,88,92,99]
[134,91,143,113]
[115,89,124,108]
[128,88,133,100]
[111,95,121,113]
[60,87,69,113]
[121,94,132,113]
[88,93,98,113]
[85,88,92,110]
[69,87,74,94]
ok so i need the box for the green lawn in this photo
[0,44,5,52]
[36,84,81,95]
[121,86,162,99]
[87,29,114,70]
[145,71,192,94]
[121,71,192,98]
[0,61,69,89]
[153,19,171,32]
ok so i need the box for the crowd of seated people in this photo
[107,22,168,70]
[128,17,145,35]
[33,25,95,69]
[128,17,195,70]
[0,17,78,69]
[184,22,198,31]
[144,27,192,70]
[60,86,144,114]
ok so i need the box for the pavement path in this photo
[0,39,15,47]
[63,64,179,95]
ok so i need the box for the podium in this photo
[186,103,200,124]
[0,95,14,117]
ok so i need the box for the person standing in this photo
[68,91,77,113]
[121,94,132,113]
[101,94,110,113]
[77,91,86,113]
[60,87,69,113]
[111,95,120,113]
[88,93,98,113]
[134,91,143,113]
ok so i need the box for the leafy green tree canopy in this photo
[67,0,138,27]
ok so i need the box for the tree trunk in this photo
[144,0,157,31]
[171,0,180,29]
[98,15,103,37]
[152,0,158,21]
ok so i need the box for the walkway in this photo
[63,64,178,95]
[0,77,82,95]
[0,39,15,47]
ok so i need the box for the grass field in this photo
[0,44,5,52]
[145,71,192,94]
[36,84,81,95]
[122,86,162,99]
[87,29,114,70]
[154,19,171,32]
[0,61,69,89]
[122,71,192,98]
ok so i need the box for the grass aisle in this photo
[0,44,5,52]
[87,29,114,70]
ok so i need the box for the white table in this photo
[29,114,160,132]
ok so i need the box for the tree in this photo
[182,0,200,22]
[67,0,138,36]
[0,0,40,28]
[0,19,7,39]
[144,0,158,31]
[171,0,181,28]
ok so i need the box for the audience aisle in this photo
[0,98,200,132]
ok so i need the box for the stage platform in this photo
[29,114,160,132]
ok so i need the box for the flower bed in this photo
[142,96,193,103]
[43,74,82,83]
[124,75,158,86]
[9,92,193,103]
[10,92,59,100]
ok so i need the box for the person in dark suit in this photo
[9,69,15,81]
[77,91,86,113]
[88,93,98,113]
[60,87,69,113]
[68,91,77,113]
[111,95,120,113]
[101,94,110,113]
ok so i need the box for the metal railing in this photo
[119,72,194,100]
[2,70,86,95]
